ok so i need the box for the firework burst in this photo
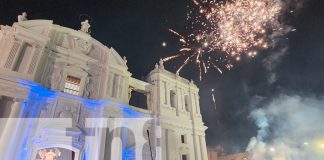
[163,0,293,80]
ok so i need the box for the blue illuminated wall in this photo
[3,79,150,160]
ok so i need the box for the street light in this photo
[320,144,324,149]
[314,141,324,153]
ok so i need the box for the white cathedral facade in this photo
[0,16,208,160]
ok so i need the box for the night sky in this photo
[1,0,323,153]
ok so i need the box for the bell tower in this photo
[146,60,208,160]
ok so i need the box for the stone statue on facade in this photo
[75,38,92,53]
[123,56,127,65]
[159,59,164,69]
[47,61,65,90]
[51,68,63,90]
[83,74,97,98]
[80,19,91,34]
[17,12,28,22]
[155,63,158,70]
[58,106,73,118]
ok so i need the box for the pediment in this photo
[14,20,53,36]
[108,47,127,68]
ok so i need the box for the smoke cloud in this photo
[262,0,307,84]
[262,47,289,84]
[246,95,324,160]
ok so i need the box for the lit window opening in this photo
[64,76,81,96]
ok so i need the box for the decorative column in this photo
[194,134,202,160]
[168,130,176,159]
[110,121,122,160]
[165,82,170,108]
[164,81,167,105]
[161,128,166,160]
[200,135,208,160]
[0,98,24,159]
[85,118,109,160]
[195,94,200,114]
[150,77,162,160]
[179,88,184,111]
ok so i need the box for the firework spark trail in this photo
[212,93,216,110]
[198,61,202,80]
[162,54,183,62]
[211,89,216,110]
[180,48,192,52]
[163,0,294,79]
[202,61,207,74]
[192,0,199,5]
[162,48,192,61]
[212,64,223,74]
[169,29,186,41]
[176,54,194,75]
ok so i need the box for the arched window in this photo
[170,90,177,108]
[184,95,190,112]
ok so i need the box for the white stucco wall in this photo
[0,19,208,160]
